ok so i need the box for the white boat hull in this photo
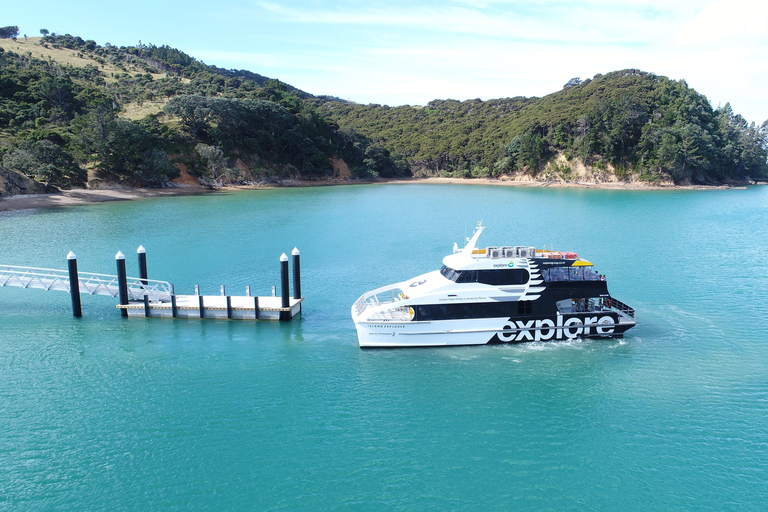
[354,313,632,348]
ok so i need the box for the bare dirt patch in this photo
[172,163,200,186]
[330,157,351,179]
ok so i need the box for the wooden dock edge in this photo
[116,297,304,321]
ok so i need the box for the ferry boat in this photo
[351,223,635,348]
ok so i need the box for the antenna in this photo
[471,220,482,240]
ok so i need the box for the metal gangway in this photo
[0,264,172,302]
[0,247,304,321]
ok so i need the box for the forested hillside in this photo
[0,34,407,194]
[313,71,768,184]
[1,31,766,195]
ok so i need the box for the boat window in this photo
[542,266,602,282]
[455,270,477,283]
[415,301,516,321]
[476,269,529,286]
[584,268,601,281]
[518,301,532,315]
[442,267,530,285]
[548,267,568,282]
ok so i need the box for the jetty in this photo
[0,246,303,321]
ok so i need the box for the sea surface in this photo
[1,184,767,510]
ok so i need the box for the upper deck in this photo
[446,222,592,266]
[445,241,594,271]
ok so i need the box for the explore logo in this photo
[496,315,616,342]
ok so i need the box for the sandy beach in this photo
[0,177,754,213]
[0,186,212,212]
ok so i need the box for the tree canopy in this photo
[0,26,19,39]
[313,70,768,183]
[0,33,408,190]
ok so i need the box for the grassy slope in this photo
[0,37,171,120]
[0,37,167,82]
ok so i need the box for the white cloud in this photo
[675,0,768,45]
[254,1,668,44]
[215,0,768,121]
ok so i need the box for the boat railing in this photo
[353,295,368,316]
[558,298,635,319]
[602,296,635,319]
[353,288,406,317]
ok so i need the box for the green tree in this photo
[507,132,549,173]
[102,118,177,185]
[195,143,226,185]
[34,77,75,112]
[2,140,85,188]
[0,26,19,39]
[564,77,582,88]
[134,148,178,186]
[551,124,568,148]
[163,95,216,136]
[73,112,178,186]
[577,116,590,164]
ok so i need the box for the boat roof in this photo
[443,222,593,270]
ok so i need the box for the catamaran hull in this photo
[354,312,635,348]
[351,223,637,348]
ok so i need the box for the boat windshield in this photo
[440,265,461,281]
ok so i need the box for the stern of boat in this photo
[600,295,636,334]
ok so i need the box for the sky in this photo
[5,1,768,123]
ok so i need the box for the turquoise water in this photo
[1,184,767,510]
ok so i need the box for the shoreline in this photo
[0,185,212,212]
[0,177,760,213]
[362,177,754,190]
